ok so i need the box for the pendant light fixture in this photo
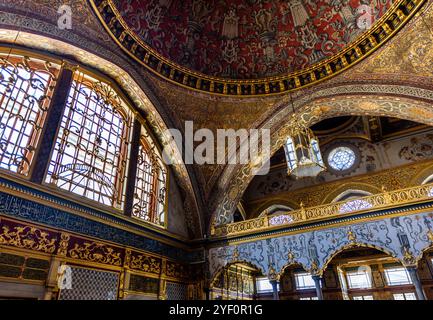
[283,94,325,179]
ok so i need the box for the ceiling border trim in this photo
[89,0,425,97]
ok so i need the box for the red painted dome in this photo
[113,0,393,80]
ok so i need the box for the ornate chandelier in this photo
[283,96,325,179]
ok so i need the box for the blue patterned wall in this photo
[209,211,433,278]
[0,177,202,262]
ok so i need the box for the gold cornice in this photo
[211,205,433,247]
[211,181,433,240]
[89,0,426,97]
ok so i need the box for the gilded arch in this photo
[319,243,398,277]
[410,163,433,186]
[251,199,299,220]
[211,90,433,228]
[322,183,381,205]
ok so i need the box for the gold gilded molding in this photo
[402,247,417,267]
[57,233,70,257]
[212,182,433,237]
[0,225,56,254]
[427,230,433,244]
[89,0,426,97]
[68,242,123,266]
[129,253,161,275]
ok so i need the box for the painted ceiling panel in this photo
[114,0,393,79]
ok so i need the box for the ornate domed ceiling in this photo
[113,0,392,79]
[91,0,423,95]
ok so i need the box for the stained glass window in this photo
[0,54,58,176]
[327,146,356,171]
[132,134,167,226]
[46,71,132,209]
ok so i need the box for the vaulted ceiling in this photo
[112,0,392,79]
[0,0,432,238]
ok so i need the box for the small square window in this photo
[346,269,372,289]
[352,295,373,300]
[256,277,275,293]
[393,292,416,300]
[384,267,412,286]
[295,272,316,290]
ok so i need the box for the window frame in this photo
[345,268,372,289]
[294,272,317,290]
[383,267,412,286]
[131,134,168,227]
[44,71,133,210]
[0,54,59,178]
[392,292,416,300]
[255,277,275,294]
[0,48,170,229]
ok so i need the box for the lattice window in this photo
[0,54,58,176]
[46,71,132,209]
[327,146,356,171]
[132,135,167,226]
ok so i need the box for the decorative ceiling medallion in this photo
[90,0,426,96]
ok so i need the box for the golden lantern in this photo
[284,97,325,179]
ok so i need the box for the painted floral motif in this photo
[114,0,393,79]
[399,135,433,161]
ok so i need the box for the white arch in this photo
[258,204,294,217]
[421,173,433,185]
[332,189,373,203]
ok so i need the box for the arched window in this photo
[259,204,294,226]
[332,190,373,214]
[132,134,167,226]
[0,54,59,176]
[258,204,293,217]
[339,199,373,214]
[45,71,132,209]
[422,174,433,185]
[332,190,372,203]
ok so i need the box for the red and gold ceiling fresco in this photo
[113,0,393,79]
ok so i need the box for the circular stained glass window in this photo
[327,146,356,171]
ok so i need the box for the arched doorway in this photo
[323,247,421,300]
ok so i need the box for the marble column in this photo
[312,275,324,300]
[406,266,427,300]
